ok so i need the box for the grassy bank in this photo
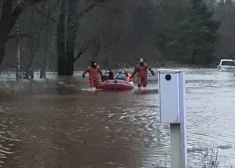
[0,72,84,94]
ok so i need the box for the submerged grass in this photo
[151,147,234,168]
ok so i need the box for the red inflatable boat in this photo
[99,80,134,91]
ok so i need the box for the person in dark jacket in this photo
[103,70,114,80]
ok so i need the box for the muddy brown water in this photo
[1,69,235,168]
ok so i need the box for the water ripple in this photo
[0,104,20,167]
[1,69,235,167]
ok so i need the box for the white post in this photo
[158,69,187,168]
[179,72,187,167]
[170,123,181,168]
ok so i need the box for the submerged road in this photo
[0,68,235,167]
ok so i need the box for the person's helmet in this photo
[105,71,109,76]
[140,58,144,63]
[91,61,96,65]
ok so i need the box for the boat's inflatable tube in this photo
[99,80,134,91]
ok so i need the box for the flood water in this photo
[1,69,235,168]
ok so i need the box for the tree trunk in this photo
[40,30,50,79]
[56,0,101,75]
[0,18,17,67]
[25,7,34,79]
[40,69,45,78]
[0,0,43,68]
[30,69,34,79]
[65,0,78,75]
[40,50,48,79]
[15,20,21,82]
[191,49,196,65]
[0,43,6,67]
[57,0,66,76]
[25,51,37,79]
[25,56,35,79]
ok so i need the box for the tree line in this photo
[0,0,234,76]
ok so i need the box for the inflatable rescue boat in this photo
[99,80,134,91]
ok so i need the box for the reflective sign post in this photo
[158,69,187,168]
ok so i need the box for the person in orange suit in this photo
[130,58,155,88]
[82,61,104,89]
[123,70,132,82]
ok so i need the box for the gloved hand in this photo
[101,75,105,81]
[151,70,155,76]
[82,74,85,78]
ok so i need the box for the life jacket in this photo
[126,73,132,82]
[87,65,100,79]
[136,63,148,78]
[115,72,126,80]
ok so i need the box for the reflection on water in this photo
[0,104,19,168]
[0,69,235,167]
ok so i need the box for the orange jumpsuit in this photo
[84,65,102,88]
[133,63,148,87]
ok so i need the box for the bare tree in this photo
[1,0,233,73]
[0,0,45,68]
[15,19,21,82]
[57,0,113,76]
[24,5,46,79]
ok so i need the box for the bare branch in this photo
[78,0,111,18]
[74,42,91,62]
[11,0,45,17]
[78,3,97,18]
[2,0,13,16]
[23,0,111,23]
[34,6,56,22]
[8,33,32,40]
